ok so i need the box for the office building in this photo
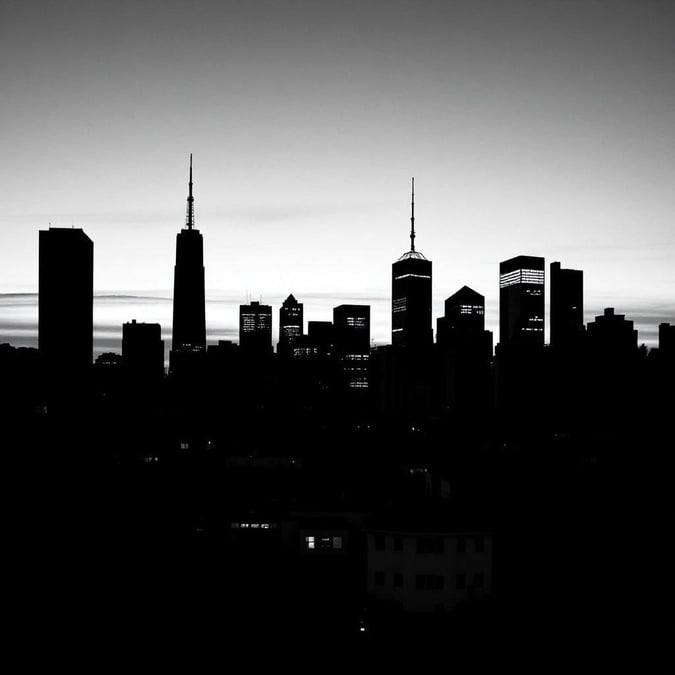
[278,294,303,357]
[240,301,272,355]
[333,304,370,390]
[587,308,638,355]
[499,255,545,347]
[171,155,206,354]
[392,179,432,350]
[39,227,93,373]
[122,320,164,383]
[550,261,583,347]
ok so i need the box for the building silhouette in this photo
[550,261,583,347]
[278,294,303,357]
[38,227,93,374]
[499,255,545,347]
[392,179,432,350]
[171,155,206,357]
[659,323,675,357]
[587,307,638,355]
[333,304,370,390]
[122,320,164,384]
[436,286,493,416]
[240,301,272,355]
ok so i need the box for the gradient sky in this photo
[1,0,673,357]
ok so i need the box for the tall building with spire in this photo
[391,178,432,349]
[171,154,206,356]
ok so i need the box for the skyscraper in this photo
[39,227,93,373]
[122,320,164,384]
[392,178,432,350]
[550,261,583,347]
[171,155,206,355]
[499,255,545,347]
[436,286,489,345]
[333,304,370,390]
[240,301,272,355]
[278,294,303,357]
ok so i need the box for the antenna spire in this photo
[410,177,415,252]
[186,153,194,230]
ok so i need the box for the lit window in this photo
[333,536,343,549]
[305,536,315,550]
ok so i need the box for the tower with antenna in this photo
[391,178,432,349]
[171,154,206,364]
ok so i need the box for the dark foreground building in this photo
[550,261,583,348]
[38,226,93,374]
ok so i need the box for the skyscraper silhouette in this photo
[499,255,545,347]
[38,227,93,374]
[240,301,272,355]
[392,178,432,350]
[333,304,370,390]
[171,155,206,356]
[278,294,303,357]
[550,261,583,347]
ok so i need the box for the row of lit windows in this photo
[305,535,343,550]
[374,534,486,554]
[392,298,407,313]
[459,304,484,315]
[231,522,278,530]
[346,317,367,327]
[394,273,432,281]
[373,571,485,590]
[500,269,544,288]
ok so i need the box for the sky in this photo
[1,0,673,357]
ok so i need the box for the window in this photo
[456,573,467,590]
[333,536,343,550]
[375,572,385,587]
[394,537,403,552]
[375,535,385,551]
[475,536,485,553]
[417,536,443,554]
[394,573,403,588]
[305,536,315,550]
[416,575,445,590]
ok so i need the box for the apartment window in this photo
[417,536,443,554]
[375,535,385,551]
[456,573,467,589]
[416,575,445,590]
[394,536,403,552]
[333,536,343,550]
[375,571,385,587]
[394,573,403,588]
[305,536,315,550]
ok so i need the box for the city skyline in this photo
[1,0,674,356]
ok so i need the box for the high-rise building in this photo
[333,304,370,390]
[659,323,675,357]
[240,301,272,355]
[499,255,545,347]
[587,308,637,355]
[392,179,432,350]
[436,286,493,415]
[122,320,164,383]
[436,286,488,345]
[171,155,206,355]
[278,294,303,357]
[550,261,583,347]
[39,227,93,373]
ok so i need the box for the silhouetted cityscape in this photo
[3,160,673,662]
